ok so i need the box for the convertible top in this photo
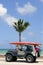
[9,42,41,46]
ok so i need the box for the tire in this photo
[13,56,17,61]
[5,54,13,62]
[26,55,34,63]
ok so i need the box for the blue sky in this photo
[0,0,43,49]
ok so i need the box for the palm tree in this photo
[13,19,30,42]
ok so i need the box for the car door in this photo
[17,45,26,57]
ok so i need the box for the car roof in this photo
[9,42,41,46]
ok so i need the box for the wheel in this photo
[5,54,13,62]
[26,55,34,63]
[13,56,17,61]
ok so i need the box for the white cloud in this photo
[28,32,34,36]
[2,15,17,26]
[6,16,17,26]
[40,0,43,2]
[16,2,37,15]
[0,4,7,16]
[0,4,17,27]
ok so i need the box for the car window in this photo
[22,45,27,51]
[26,45,33,51]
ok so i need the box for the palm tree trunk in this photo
[19,32,21,42]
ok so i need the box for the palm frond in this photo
[13,19,30,32]
[24,22,30,27]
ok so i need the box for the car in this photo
[5,42,41,63]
